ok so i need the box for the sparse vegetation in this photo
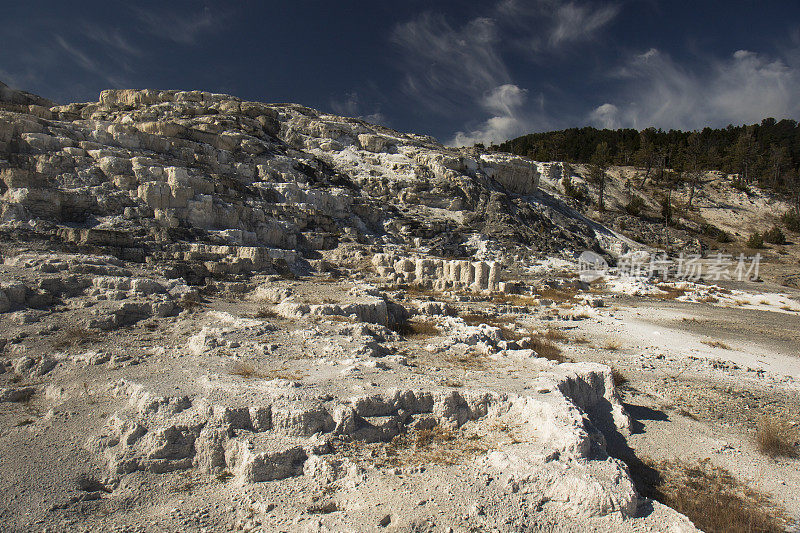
[543,328,568,342]
[231,361,261,379]
[746,232,764,249]
[624,195,646,216]
[230,361,307,382]
[53,328,102,349]
[716,229,733,243]
[215,470,234,482]
[392,319,440,339]
[307,501,339,514]
[763,225,786,245]
[610,368,628,387]
[340,426,488,468]
[602,339,622,351]
[528,335,566,363]
[459,313,523,342]
[782,210,800,233]
[756,417,798,458]
[731,177,750,192]
[702,223,734,243]
[254,306,278,319]
[562,175,588,203]
[535,287,578,303]
[631,458,788,533]
[488,293,538,306]
[703,340,731,350]
[653,284,687,300]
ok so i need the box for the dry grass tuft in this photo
[633,458,788,533]
[447,349,487,372]
[703,340,731,350]
[230,361,307,382]
[611,367,628,387]
[535,288,578,303]
[603,339,622,351]
[528,336,566,363]
[400,285,442,299]
[254,306,278,319]
[756,417,798,458]
[53,328,102,349]
[489,293,538,306]
[392,319,440,339]
[178,293,206,311]
[230,361,263,379]
[543,328,569,342]
[653,285,688,300]
[340,426,489,468]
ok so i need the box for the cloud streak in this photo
[590,48,800,130]
[329,91,387,125]
[393,0,620,145]
[392,13,511,115]
[134,5,223,45]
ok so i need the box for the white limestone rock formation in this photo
[0,85,639,285]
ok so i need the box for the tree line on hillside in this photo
[495,119,800,201]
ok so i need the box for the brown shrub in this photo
[535,288,578,303]
[703,340,731,350]
[603,339,622,351]
[633,458,788,533]
[254,306,278,319]
[230,361,262,379]
[392,319,440,339]
[756,417,798,458]
[543,328,569,342]
[53,328,102,349]
[611,367,628,387]
[528,336,566,363]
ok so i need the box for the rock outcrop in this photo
[0,85,633,288]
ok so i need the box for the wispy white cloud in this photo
[54,35,129,88]
[548,2,620,48]
[392,13,510,115]
[452,84,537,146]
[135,5,224,45]
[495,0,620,51]
[590,47,800,130]
[329,91,387,125]
[393,0,620,145]
[82,24,143,57]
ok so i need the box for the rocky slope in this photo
[0,87,634,281]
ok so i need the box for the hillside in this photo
[499,122,800,199]
[0,85,798,532]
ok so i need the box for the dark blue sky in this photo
[3,1,800,145]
